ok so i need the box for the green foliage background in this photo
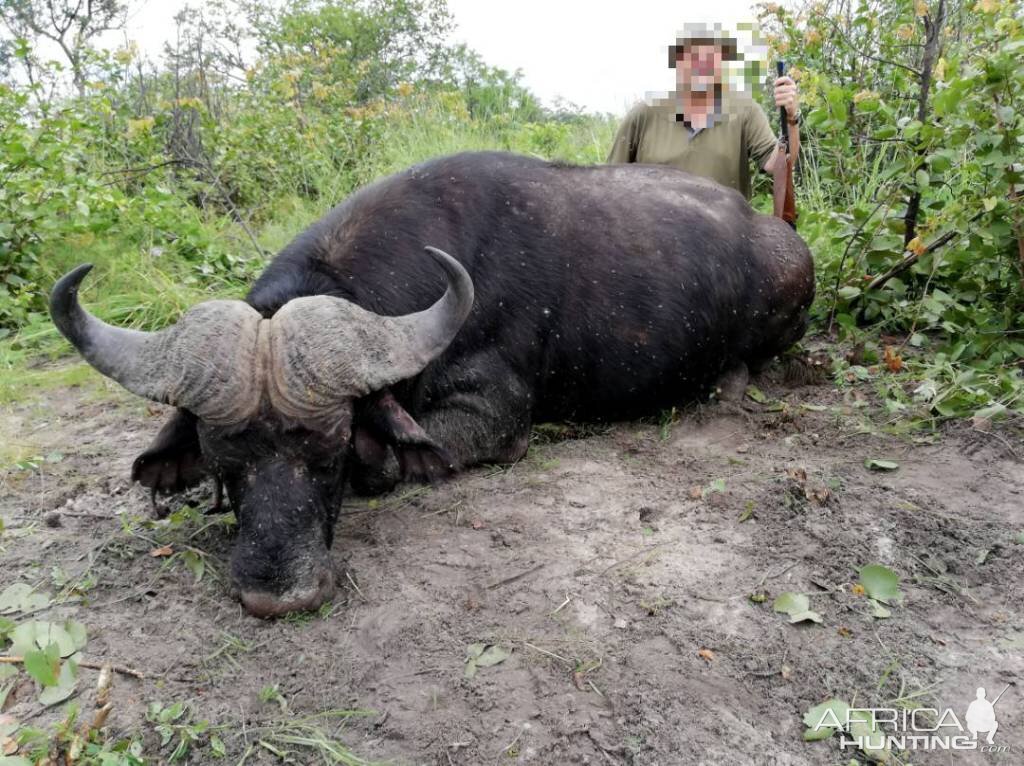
[1,0,1022,421]
[756,0,1024,420]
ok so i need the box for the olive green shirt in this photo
[607,91,778,199]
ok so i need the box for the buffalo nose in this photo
[239,568,336,619]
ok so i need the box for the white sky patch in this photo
[88,0,763,115]
[446,0,763,114]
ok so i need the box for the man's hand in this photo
[774,75,799,120]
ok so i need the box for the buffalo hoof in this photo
[713,362,750,403]
[396,442,456,484]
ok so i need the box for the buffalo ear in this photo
[131,409,207,492]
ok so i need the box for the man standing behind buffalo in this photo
[608,24,799,200]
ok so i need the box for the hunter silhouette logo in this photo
[808,683,1012,753]
[965,686,1008,745]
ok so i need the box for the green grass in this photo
[0,360,98,405]
[235,709,380,766]
[0,108,618,407]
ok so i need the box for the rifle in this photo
[771,60,798,229]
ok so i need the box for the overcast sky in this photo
[107,0,763,115]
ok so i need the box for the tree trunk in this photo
[904,0,946,247]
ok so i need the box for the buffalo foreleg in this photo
[412,366,533,472]
[351,389,456,493]
[349,366,532,492]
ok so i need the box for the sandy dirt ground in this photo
[1,352,1022,765]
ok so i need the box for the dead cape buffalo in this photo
[50,151,814,617]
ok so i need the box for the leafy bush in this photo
[758,0,1024,417]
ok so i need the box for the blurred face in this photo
[676,44,724,92]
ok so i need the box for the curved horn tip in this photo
[49,264,95,333]
[422,246,472,291]
[422,245,456,265]
[51,263,95,304]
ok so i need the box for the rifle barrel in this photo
[776,60,789,147]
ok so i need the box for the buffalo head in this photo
[50,247,473,617]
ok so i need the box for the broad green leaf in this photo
[9,620,86,658]
[37,657,77,705]
[854,97,879,113]
[210,734,227,758]
[773,592,809,616]
[849,708,891,761]
[179,551,205,583]
[464,642,510,677]
[864,458,899,471]
[9,622,44,657]
[0,584,50,615]
[162,702,186,723]
[475,645,510,667]
[23,645,59,687]
[860,564,902,605]
[803,698,850,741]
[745,385,768,403]
[926,153,951,172]
[870,600,892,619]
[789,610,823,624]
[64,621,87,653]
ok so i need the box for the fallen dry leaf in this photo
[149,545,174,557]
[697,648,715,663]
[2,734,17,756]
[883,345,903,373]
[782,462,806,481]
[805,486,831,505]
